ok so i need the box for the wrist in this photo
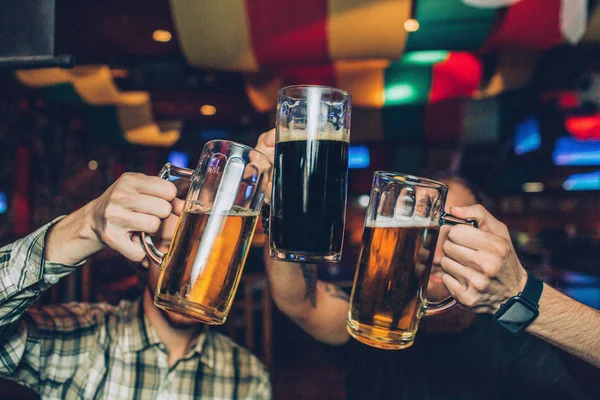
[79,200,101,243]
[45,203,104,264]
[494,270,543,335]
[517,267,528,293]
[501,267,529,307]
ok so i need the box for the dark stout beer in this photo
[348,222,440,349]
[271,137,348,261]
[155,206,258,324]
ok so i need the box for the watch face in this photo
[495,298,538,334]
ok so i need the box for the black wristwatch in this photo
[493,271,543,335]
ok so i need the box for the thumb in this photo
[259,128,276,148]
[171,198,185,216]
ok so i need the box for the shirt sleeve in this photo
[251,373,273,400]
[243,358,272,400]
[0,218,86,384]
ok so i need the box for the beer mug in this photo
[140,140,272,325]
[347,172,477,349]
[270,85,351,263]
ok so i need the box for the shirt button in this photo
[47,276,59,284]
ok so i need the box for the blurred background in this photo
[1,0,600,399]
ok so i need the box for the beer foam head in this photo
[278,121,350,143]
[366,215,438,229]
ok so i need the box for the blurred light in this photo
[563,170,600,191]
[110,68,130,79]
[563,287,600,309]
[168,151,189,169]
[557,91,579,110]
[566,114,600,140]
[200,104,217,116]
[358,195,370,208]
[385,84,416,104]
[562,272,600,285]
[553,137,600,166]
[402,51,448,65]
[0,192,6,214]
[348,145,370,169]
[404,19,420,32]
[514,117,541,155]
[153,30,172,43]
[88,160,98,171]
[522,182,544,193]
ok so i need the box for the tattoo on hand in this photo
[300,264,318,308]
[321,282,350,302]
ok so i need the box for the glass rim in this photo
[205,139,273,167]
[374,171,447,190]
[279,84,350,100]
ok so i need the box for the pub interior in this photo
[1,1,600,399]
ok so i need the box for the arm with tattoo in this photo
[300,264,318,308]
[264,247,350,345]
[320,281,350,302]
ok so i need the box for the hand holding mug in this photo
[88,172,177,262]
[440,205,528,314]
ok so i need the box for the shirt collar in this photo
[120,298,216,369]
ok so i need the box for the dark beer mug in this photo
[347,172,477,349]
[269,85,351,263]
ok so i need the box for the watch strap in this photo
[519,270,543,309]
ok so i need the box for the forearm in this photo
[44,201,104,265]
[264,248,318,319]
[526,284,600,368]
[302,281,350,345]
[264,249,350,345]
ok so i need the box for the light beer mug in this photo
[140,140,272,324]
[270,85,351,263]
[347,172,477,349]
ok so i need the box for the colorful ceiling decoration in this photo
[348,97,499,144]
[170,0,413,71]
[168,0,598,111]
[14,66,180,147]
[246,51,483,111]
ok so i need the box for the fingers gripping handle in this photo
[440,212,478,229]
[138,163,194,268]
[421,212,478,317]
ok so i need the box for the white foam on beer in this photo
[278,122,350,143]
[366,216,437,229]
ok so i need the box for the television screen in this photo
[168,151,189,169]
[348,145,370,169]
[553,137,600,166]
[0,192,7,214]
[563,170,600,191]
[514,117,541,155]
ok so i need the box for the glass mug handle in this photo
[420,212,478,317]
[136,163,194,268]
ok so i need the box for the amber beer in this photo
[347,221,440,349]
[155,205,259,324]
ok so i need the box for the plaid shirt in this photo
[0,220,272,399]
